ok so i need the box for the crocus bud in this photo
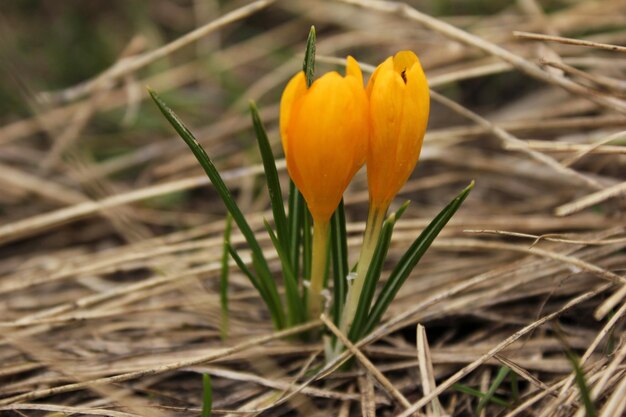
[366,51,430,210]
[280,56,369,223]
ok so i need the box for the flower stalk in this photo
[307,219,329,320]
[339,205,384,334]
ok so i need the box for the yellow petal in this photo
[392,50,419,76]
[366,56,392,98]
[286,72,369,222]
[345,55,363,84]
[279,71,307,157]
[366,51,430,209]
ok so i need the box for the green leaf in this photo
[220,214,232,341]
[567,351,596,417]
[303,26,316,87]
[250,101,289,249]
[364,182,474,335]
[227,245,259,289]
[554,321,596,417]
[283,25,316,294]
[264,219,305,326]
[452,384,510,408]
[227,245,286,330]
[476,366,510,415]
[510,371,519,403]
[395,200,411,219]
[201,373,212,417]
[348,213,394,342]
[349,201,411,342]
[303,209,313,280]
[149,89,285,329]
[288,181,304,280]
[330,199,349,325]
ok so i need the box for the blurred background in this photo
[1,0,624,234]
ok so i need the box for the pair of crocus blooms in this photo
[280,51,430,335]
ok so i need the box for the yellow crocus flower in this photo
[366,50,430,210]
[339,51,430,341]
[280,56,369,320]
[280,56,369,223]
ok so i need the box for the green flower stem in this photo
[307,219,330,320]
[339,205,386,335]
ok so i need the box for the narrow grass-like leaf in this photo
[566,350,596,417]
[303,26,316,87]
[264,219,305,326]
[452,384,510,408]
[348,214,396,342]
[554,322,597,417]
[349,201,410,341]
[510,371,519,403]
[303,210,313,280]
[250,101,289,248]
[364,182,474,335]
[227,246,258,287]
[476,366,511,415]
[227,245,277,325]
[150,89,285,329]
[285,25,316,282]
[395,200,411,219]
[301,25,315,281]
[251,251,287,313]
[201,374,212,417]
[330,199,348,325]
[220,214,232,341]
[288,182,304,277]
[283,24,317,290]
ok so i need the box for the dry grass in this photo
[1,0,625,416]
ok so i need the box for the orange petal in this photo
[345,55,363,85]
[279,71,307,157]
[287,72,369,222]
[366,51,430,209]
[366,56,392,98]
[392,50,419,75]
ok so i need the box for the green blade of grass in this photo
[267,24,320,303]
[303,209,313,280]
[452,383,510,408]
[264,219,305,326]
[220,214,232,341]
[148,89,286,329]
[201,373,212,417]
[227,244,275,323]
[284,25,316,284]
[394,200,411,219]
[476,366,511,415]
[299,26,316,285]
[348,213,395,342]
[567,350,597,417]
[287,181,304,281]
[249,101,289,249]
[303,26,316,87]
[349,201,410,342]
[555,322,597,417]
[510,371,519,403]
[250,252,293,327]
[363,182,474,335]
[330,199,349,325]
